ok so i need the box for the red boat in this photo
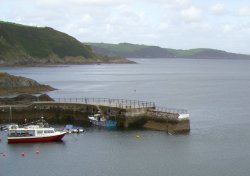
[8,124,66,143]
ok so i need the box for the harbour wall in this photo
[0,101,190,133]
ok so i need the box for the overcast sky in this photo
[1,0,250,54]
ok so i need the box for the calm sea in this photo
[1,58,250,176]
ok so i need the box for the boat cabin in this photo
[8,125,55,137]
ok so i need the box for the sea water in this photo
[1,58,250,176]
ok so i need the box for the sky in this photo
[1,0,250,54]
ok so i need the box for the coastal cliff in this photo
[0,21,133,66]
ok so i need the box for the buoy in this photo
[21,152,25,156]
[35,150,40,154]
[135,135,140,138]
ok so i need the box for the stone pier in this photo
[0,98,190,133]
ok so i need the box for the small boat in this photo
[63,124,84,134]
[7,123,66,143]
[0,125,9,131]
[88,114,117,128]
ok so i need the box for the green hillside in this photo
[89,43,148,53]
[89,43,250,59]
[0,21,132,65]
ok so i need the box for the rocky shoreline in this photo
[0,94,53,105]
[0,56,136,67]
[0,72,55,96]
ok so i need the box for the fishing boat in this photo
[88,114,117,128]
[7,119,66,143]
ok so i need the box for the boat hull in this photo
[89,119,106,127]
[8,133,66,143]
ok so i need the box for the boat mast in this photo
[9,105,12,123]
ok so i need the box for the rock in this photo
[0,94,54,105]
[0,72,55,95]
[13,94,37,102]
[38,94,54,101]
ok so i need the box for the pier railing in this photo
[52,97,156,109]
[153,107,188,114]
[34,97,188,114]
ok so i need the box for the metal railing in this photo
[153,106,188,114]
[51,97,155,109]
[34,97,188,114]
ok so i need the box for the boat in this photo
[0,125,9,131]
[88,114,117,128]
[63,124,84,133]
[7,119,66,143]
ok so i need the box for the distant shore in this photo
[0,57,136,67]
[89,42,250,60]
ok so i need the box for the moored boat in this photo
[0,124,10,131]
[8,124,66,143]
[63,124,84,133]
[88,114,117,128]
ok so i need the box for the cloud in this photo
[181,6,202,22]
[237,6,250,16]
[163,0,190,9]
[222,24,233,33]
[174,0,190,7]
[1,0,250,54]
[36,0,126,7]
[242,23,250,35]
[210,3,226,15]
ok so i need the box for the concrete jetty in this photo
[0,98,190,133]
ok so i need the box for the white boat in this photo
[8,124,66,143]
